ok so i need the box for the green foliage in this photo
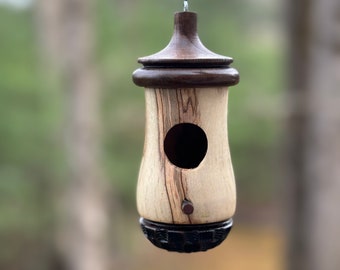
[0,0,284,267]
[0,6,62,269]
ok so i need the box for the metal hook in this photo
[184,0,189,12]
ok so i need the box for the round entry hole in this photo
[164,123,208,169]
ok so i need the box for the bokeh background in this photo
[1,0,339,270]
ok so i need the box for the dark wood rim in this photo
[133,67,239,88]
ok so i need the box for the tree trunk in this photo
[286,0,340,269]
[35,1,109,270]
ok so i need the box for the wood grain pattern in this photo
[137,87,236,225]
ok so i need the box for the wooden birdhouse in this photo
[132,10,239,253]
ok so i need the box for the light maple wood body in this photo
[137,87,236,225]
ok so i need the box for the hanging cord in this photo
[184,0,189,12]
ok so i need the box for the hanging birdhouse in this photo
[132,7,239,253]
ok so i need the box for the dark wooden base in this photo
[139,218,233,253]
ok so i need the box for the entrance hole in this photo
[164,123,208,169]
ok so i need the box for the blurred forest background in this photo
[0,0,339,270]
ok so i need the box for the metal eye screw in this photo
[184,1,189,12]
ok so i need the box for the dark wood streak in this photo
[180,173,193,224]
[157,88,201,223]
[177,88,199,124]
[155,89,175,222]
[178,89,199,224]
[154,90,163,161]
[162,89,189,223]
